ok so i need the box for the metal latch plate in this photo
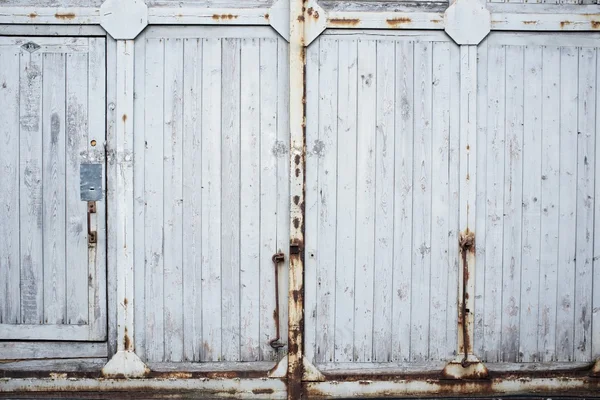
[80,163,103,201]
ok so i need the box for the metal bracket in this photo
[270,252,286,350]
[87,201,97,244]
[80,163,103,201]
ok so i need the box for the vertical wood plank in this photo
[594,42,600,361]
[373,39,394,363]
[483,44,505,362]
[258,37,278,361]
[87,37,107,340]
[276,37,290,357]
[354,38,376,362]
[163,38,184,362]
[557,46,578,362]
[221,37,241,362]
[240,37,260,362]
[133,34,147,359]
[392,39,414,362]
[42,52,67,325]
[65,51,89,326]
[144,38,165,361]
[316,37,337,363]
[411,41,432,362]
[304,39,320,364]
[182,38,203,362]
[574,46,595,362]
[201,37,222,362]
[0,47,20,324]
[539,45,560,362]
[429,41,451,361]
[446,42,460,360]
[474,38,488,358]
[519,45,542,362]
[19,50,44,325]
[334,38,357,363]
[501,45,524,362]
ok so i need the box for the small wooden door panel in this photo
[0,37,107,341]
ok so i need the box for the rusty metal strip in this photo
[288,0,307,398]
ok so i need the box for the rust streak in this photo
[264,13,269,20]
[560,21,572,28]
[522,20,538,25]
[430,19,442,24]
[328,18,360,26]
[252,388,275,395]
[592,21,600,29]
[55,12,76,19]
[122,114,127,122]
[386,17,412,27]
[212,14,238,20]
[297,15,305,22]
[28,12,37,18]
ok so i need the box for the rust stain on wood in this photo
[386,17,412,27]
[212,14,238,20]
[560,21,572,28]
[328,18,360,26]
[28,12,37,18]
[522,20,538,25]
[592,21,600,29]
[55,12,76,20]
[264,13,269,20]
[122,114,127,122]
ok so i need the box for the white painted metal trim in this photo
[0,378,287,398]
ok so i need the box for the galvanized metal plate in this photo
[80,163,103,201]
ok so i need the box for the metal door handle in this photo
[270,252,285,349]
[87,201,97,244]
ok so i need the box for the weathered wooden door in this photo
[0,36,107,341]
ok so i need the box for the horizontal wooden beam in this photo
[0,7,100,24]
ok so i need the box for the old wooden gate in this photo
[0,0,600,398]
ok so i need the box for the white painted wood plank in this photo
[474,38,488,359]
[105,35,118,357]
[410,40,432,362]
[594,43,600,362]
[316,37,338,364]
[0,322,100,340]
[519,44,542,363]
[133,33,148,360]
[501,45,524,363]
[0,46,20,325]
[87,37,106,340]
[258,37,278,362]
[163,38,185,362]
[483,43,505,363]
[144,38,165,362]
[275,37,290,357]
[0,342,107,360]
[221,37,241,362]
[538,45,560,363]
[239,37,261,362]
[429,41,451,361]
[42,52,67,325]
[354,38,376,363]
[556,46,578,362]
[201,37,222,362]
[373,39,394,363]
[65,50,89,326]
[19,49,44,325]
[334,37,357,363]
[182,37,203,362]
[304,39,320,364]
[574,46,595,363]
[391,39,414,363]
[446,41,460,360]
